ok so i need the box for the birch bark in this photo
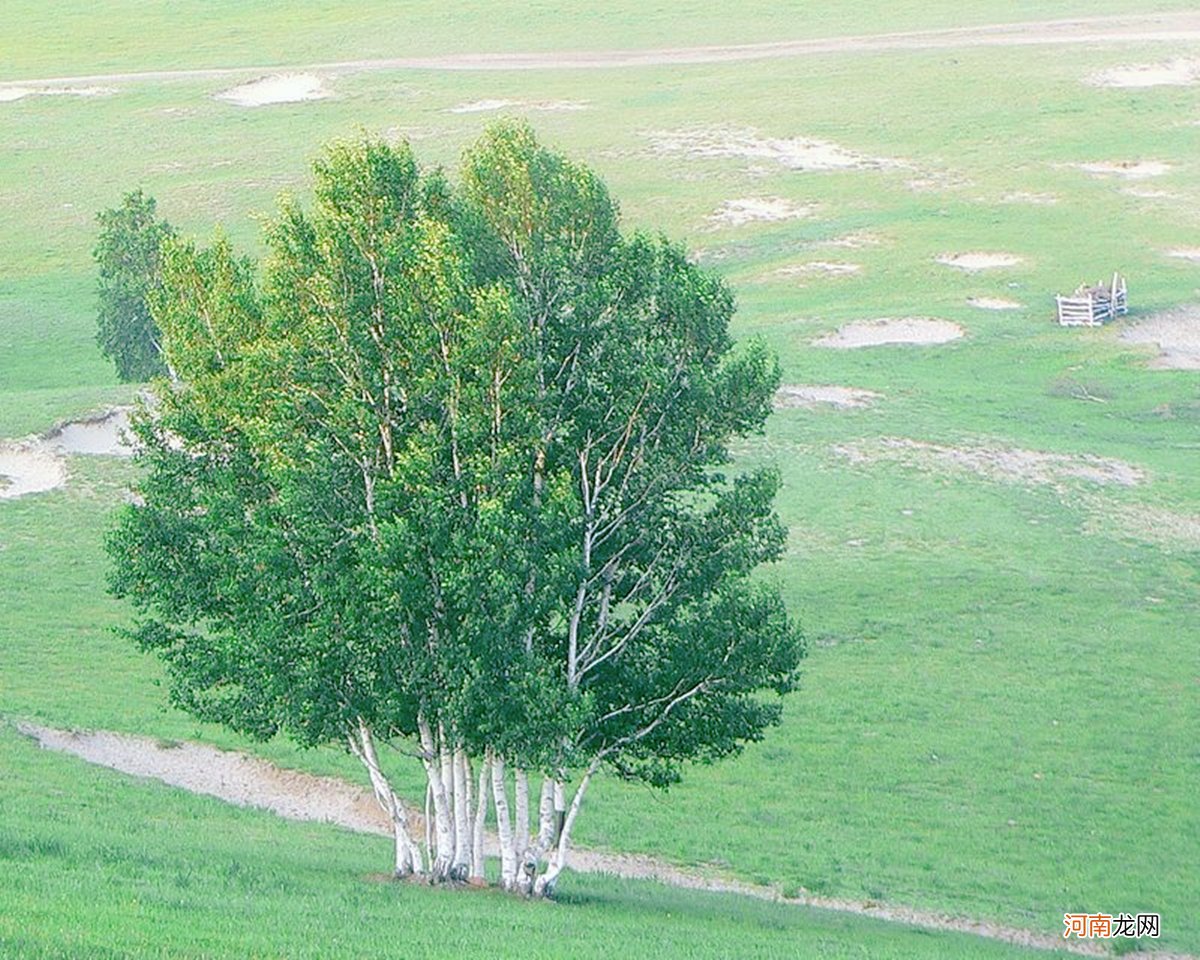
[490,753,518,889]
[346,721,423,876]
[534,765,597,896]
[514,768,530,863]
[452,746,471,879]
[417,715,456,880]
[470,756,489,881]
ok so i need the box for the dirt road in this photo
[3,12,1200,89]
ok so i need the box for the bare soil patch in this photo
[775,261,861,278]
[1165,247,1200,262]
[1126,187,1174,199]
[18,719,1165,958]
[1120,306,1200,369]
[967,296,1023,310]
[707,197,813,227]
[0,443,66,500]
[821,231,883,249]
[1089,58,1200,88]
[45,408,134,457]
[0,86,114,103]
[216,74,330,106]
[0,407,139,500]
[774,385,881,410]
[813,318,963,349]
[936,252,1023,271]
[1085,502,1200,548]
[19,722,387,833]
[448,98,588,113]
[835,438,1144,489]
[648,126,907,173]
[999,192,1059,206]
[1073,160,1171,180]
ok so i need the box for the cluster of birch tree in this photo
[107,122,802,895]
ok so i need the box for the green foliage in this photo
[107,123,802,799]
[93,189,174,382]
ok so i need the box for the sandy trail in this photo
[16,720,1195,959]
[5,13,1200,90]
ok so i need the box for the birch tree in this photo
[107,124,803,896]
[94,189,175,381]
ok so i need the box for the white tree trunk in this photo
[534,766,597,897]
[417,715,456,881]
[490,753,518,889]
[424,780,433,873]
[514,768,531,863]
[452,746,471,880]
[347,721,423,877]
[439,724,456,866]
[515,776,557,894]
[537,777,556,850]
[554,779,566,846]
[471,755,489,882]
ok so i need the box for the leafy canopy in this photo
[108,122,803,794]
[94,189,175,382]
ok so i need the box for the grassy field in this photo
[2,2,1198,956]
[0,728,1074,960]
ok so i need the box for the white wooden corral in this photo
[1055,272,1128,327]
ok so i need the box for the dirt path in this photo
[15,721,1194,959]
[4,13,1200,89]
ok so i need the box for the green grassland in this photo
[0,729,1071,960]
[2,4,1198,957]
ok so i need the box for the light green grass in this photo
[3,727,1069,960]
[1,6,1198,957]
[3,1,1196,79]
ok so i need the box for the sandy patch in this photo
[836,437,1144,490]
[821,231,883,249]
[1125,187,1173,199]
[967,296,1023,310]
[1086,502,1200,548]
[18,722,387,833]
[776,261,861,277]
[216,74,330,107]
[0,86,115,103]
[448,99,588,113]
[1120,307,1200,369]
[1166,247,1200,262]
[1088,58,1200,88]
[814,317,963,349]
[707,197,813,227]
[0,407,139,500]
[905,171,970,193]
[45,408,135,457]
[1074,160,1171,180]
[936,252,1023,271]
[999,192,1059,206]
[774,385,881,409]
[0,442,66,499]
[648,126,907,173]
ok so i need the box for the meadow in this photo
[2,3,1198,956]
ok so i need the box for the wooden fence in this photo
[1056,273,1128,327]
